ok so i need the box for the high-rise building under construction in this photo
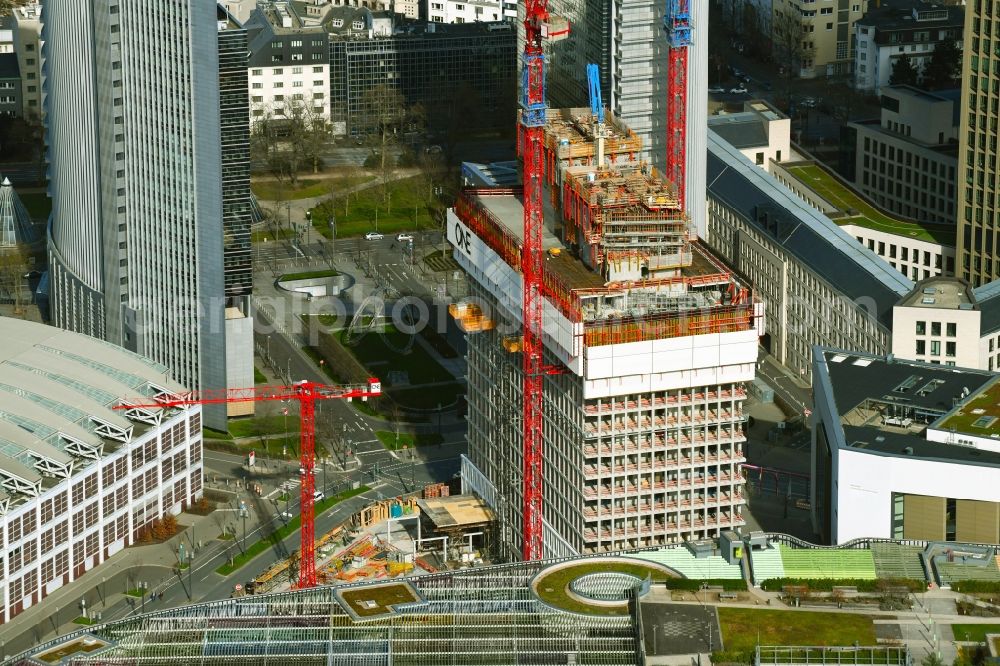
[454,110,763,559]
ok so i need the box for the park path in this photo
[255,168,425,224]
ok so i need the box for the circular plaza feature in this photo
[531,557,678,616]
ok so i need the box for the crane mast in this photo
[115,379,382,588]
[520,0,547,563]
[519,0,566,561]
[664,0,692,208]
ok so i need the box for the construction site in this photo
[237,491,496,598]
[452,102,764,559]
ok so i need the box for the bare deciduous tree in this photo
[772,11,815,81]
[361,85,425,202]
[0,244,30,315]
[250,99,330,187]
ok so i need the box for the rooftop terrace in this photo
[935,377,1000,436]
[784,164,955,245]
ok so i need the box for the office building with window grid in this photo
[0,318,203,625]
[955,0,1000,285]
[845,85,959,226]
[772,0,867,78]
[328,21,516,136]
[244,2,333,125]
[43,0,240,429]
[853,1,963,95]
[812,346,1000,544]
[455,110,762,559]
[890,275,1000,372]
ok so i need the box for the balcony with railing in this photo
[581,510,743,542]
[582,388,747,416]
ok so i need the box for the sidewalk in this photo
[0,510,221,656]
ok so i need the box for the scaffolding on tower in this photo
[664,0,692,209]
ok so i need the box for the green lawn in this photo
[203,427,233,441]
[18,192,51,222]
[215,485,369,575]
[345,326,454,385]
[251,227,294,242]
[251,176,372,201]
[387,383,464,410]
[717,607,876,656]
[419,325,459,359]
[950,623,1000,644]
[375,430,444,451]
[254,366,268,384]
[279,269,339,282]
[786,164,955,245]
[937,381,1000,435]
[341,582,420,617]
[310,175,438,238]
[228,414,298,438]
[533,561,669,616]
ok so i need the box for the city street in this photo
[756,351,813,417]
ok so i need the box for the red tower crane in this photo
[664,0,692,208]
[115,379,382,588]
[519,0,567,561]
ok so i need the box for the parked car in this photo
[729,84,748,94]
[396,233,414,242]
[280,511,293,520]
[313,491,325,501]
[364,232,384,241]
[799,96,819,108]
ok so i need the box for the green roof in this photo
[935,378,1000,436]
[785,164,956,246]
[777,545,877,580]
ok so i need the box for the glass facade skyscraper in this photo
[43,1,245,429]
[956,0,1000,285]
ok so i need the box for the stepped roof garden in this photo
[784,164,955,246]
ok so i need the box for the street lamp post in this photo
[242,505,248,554]
[188,550,194,602]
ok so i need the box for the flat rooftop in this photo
[477,192,563,251]
[467,190,731,291]
[821,349,1000,462]
[824,350,992,417]
[898,277,975,310]
[784,163,956,246]
[841,423,1000,467]
[416,495,493,528]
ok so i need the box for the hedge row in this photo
[951,580,1000,593]
[760,577,925,593]
[665,578,748,591]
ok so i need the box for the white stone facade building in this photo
[0,318,203,624]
